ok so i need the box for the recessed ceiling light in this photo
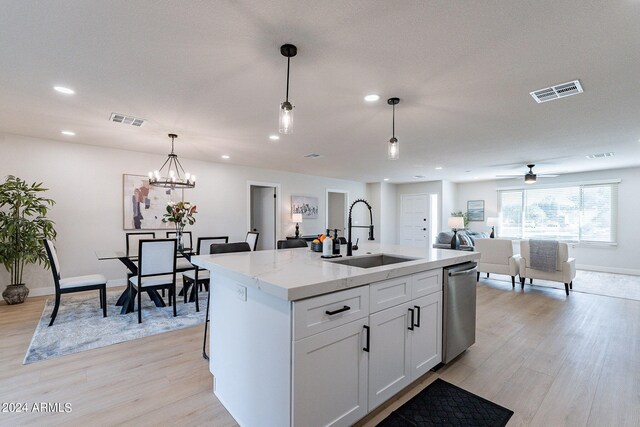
[383,178,390,181]
[435,166,443,170]
[221,155,230,159]
[53,86,75,95]
[61,130,75,136]
[364,94,380,102]
[269,135,280,141]
[473,176,479,180]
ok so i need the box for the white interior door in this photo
[400,194,429,248]
[326,189,348,235]
[250,186,276,250]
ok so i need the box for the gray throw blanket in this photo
[529,240,558,272]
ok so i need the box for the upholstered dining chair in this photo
[202,241,252,360]
[277,239,308,249]
[128,239,177,323]
[166,230,193,251]
[125,232,156,257]
[245,231,259,251]
[43,239,107,327]
[182,236,229,309]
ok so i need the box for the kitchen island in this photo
[192,243,480,427]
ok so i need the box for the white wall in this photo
[455,167,640,274]
[0,133,368,296]
[380,182,397,244]
[455,180,498,233]
[440,180,457,231]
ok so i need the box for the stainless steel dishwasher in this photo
[443,262,478,364]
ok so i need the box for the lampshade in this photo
[448,217,465,229]
[292,213,303,223]
[486,217,499,226]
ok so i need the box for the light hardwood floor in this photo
[1,279,639,426]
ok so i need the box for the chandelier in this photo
[148,133,196,189]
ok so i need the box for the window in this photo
[497,182,618,244]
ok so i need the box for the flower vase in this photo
[176,229,184,250]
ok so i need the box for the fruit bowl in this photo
[310,242,323,252]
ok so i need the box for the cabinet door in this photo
[293,318,369,427]
[368,302,412,410]
[410,292,442,380]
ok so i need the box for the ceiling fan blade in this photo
[496,175,521,178]
[537,174,559,178]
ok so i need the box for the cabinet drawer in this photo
[293,286,369,340]
[370,276,412,313]
[412,270,442,298]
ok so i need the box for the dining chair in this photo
[245,231,259,251]
[128,239,177,323]
[166,230,193,251]
[182,236,229,308]
[43,239,107,327]
[203,241,252,360]
[277,239,308,249]
[125,232,156,257]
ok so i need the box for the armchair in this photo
[474,238,521,287]
[519,240,576,295]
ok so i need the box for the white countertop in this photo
[192,242,480,301]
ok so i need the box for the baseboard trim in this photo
[576,264,640,276]
[25,279,128,297]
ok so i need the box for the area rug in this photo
[24,290,207,365]
[378,379,513,427]
[481,269,640,301]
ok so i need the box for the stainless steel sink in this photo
[327,253,419,269]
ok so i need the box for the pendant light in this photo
[388,97,400,160]
[279,44,297,134]
[148,133,196,189]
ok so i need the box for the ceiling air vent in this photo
[530,80,583,103]
[586,152,614,159]
[109,112,145,127]
[304,153,322,159]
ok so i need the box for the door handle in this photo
[422,228,427,231]
[408,308,415,330]
[363,325,370,352]
[414,305,421,327]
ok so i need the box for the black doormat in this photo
[377,378,513,427]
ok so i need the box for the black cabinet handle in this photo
[363,325,370,352]
[414,305,421,327]
[325,305,350,316]
[408,308,415,330]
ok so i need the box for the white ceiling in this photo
[1,1,639,183]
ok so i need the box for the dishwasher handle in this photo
[449,267,477,277]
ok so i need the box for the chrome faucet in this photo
[347,198,374,256]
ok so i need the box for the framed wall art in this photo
[123,174,183,230]
[467,199,485,222]
[291,195,319,219]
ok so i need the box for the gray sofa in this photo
[433,230,490,251]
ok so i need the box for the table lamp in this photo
[448,216,465,249]
[486,217,499,238]
[292,213,303,238]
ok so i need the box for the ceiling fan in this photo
[496,164,559,184]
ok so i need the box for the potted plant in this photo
[0,176,56,304]
[162,201,197,250]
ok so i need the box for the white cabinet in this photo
[409,292,442,379]
[291,270,443,426]
[293,318,369,427]
[368,302,412,409]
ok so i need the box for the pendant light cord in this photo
[285,57,291,102]
[392,103,395,138]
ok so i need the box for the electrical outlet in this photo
[236,284,247,301]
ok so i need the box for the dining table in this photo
[95,249,198,314]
